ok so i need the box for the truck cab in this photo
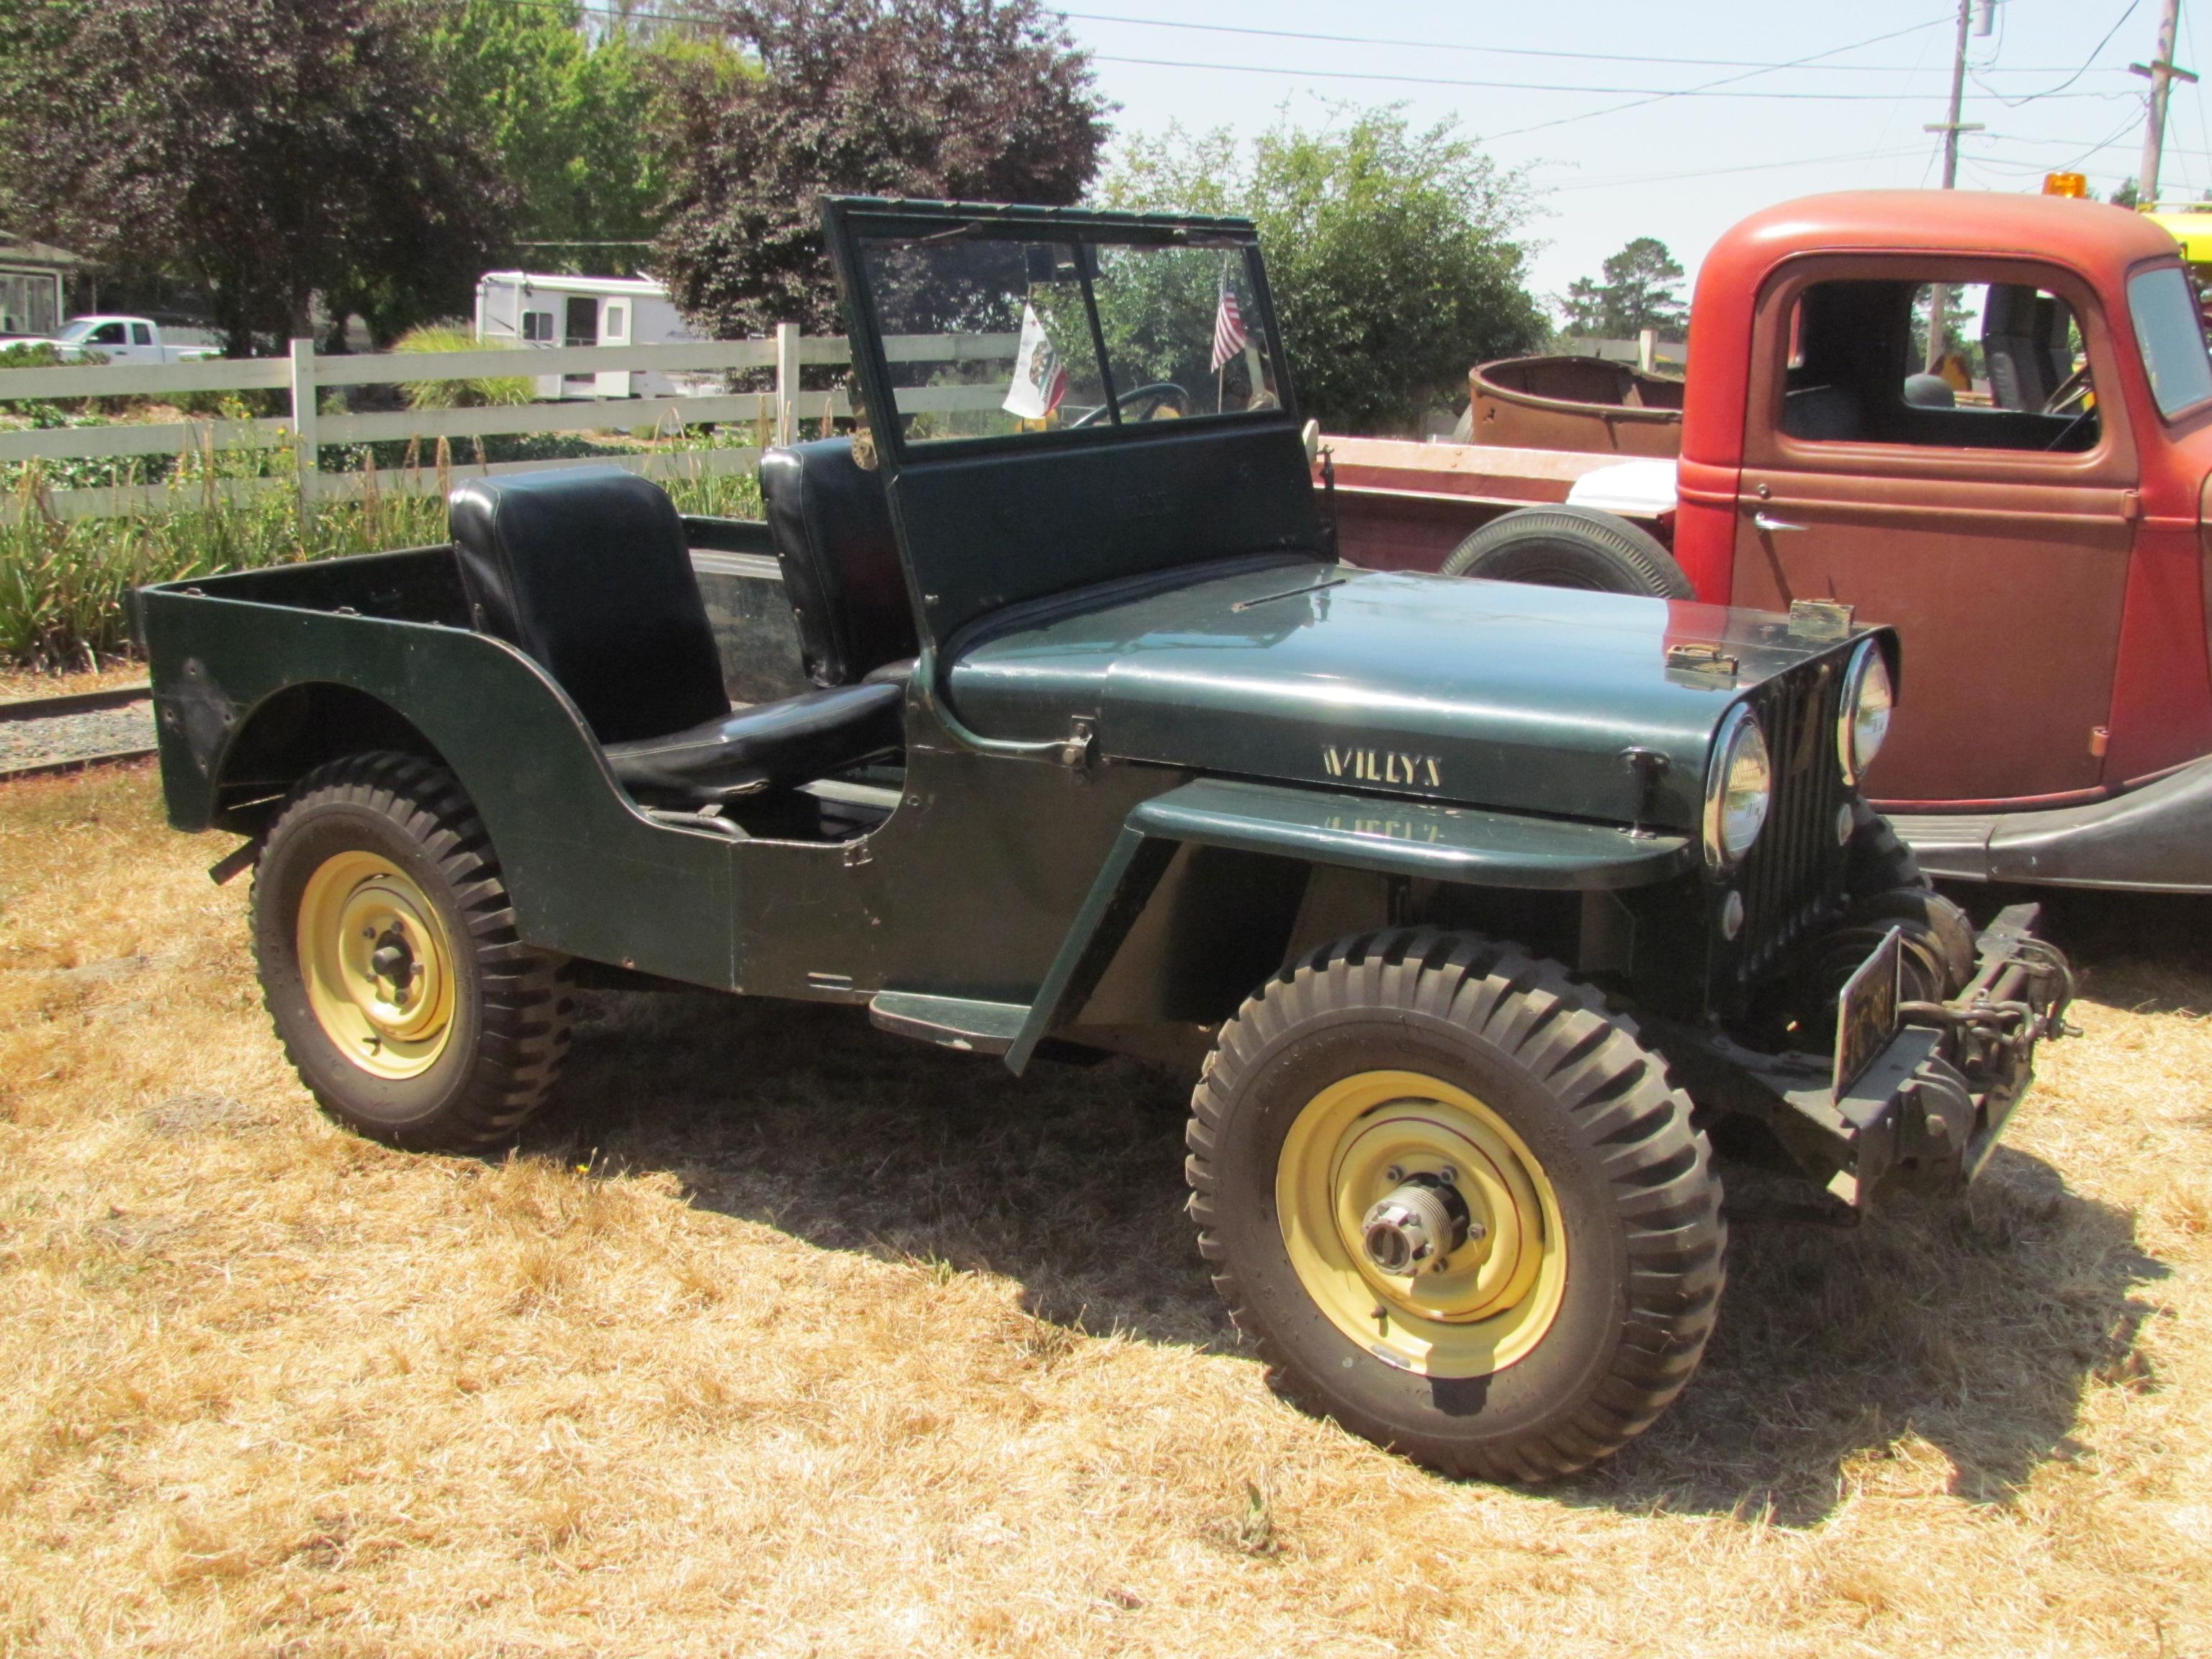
[1334,191,2212,893]
[1671,193,2212,886]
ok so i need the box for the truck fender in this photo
[1005,777,1694,1073]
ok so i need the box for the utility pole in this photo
[1923,0,1986,370]
[2133,0,2197,207]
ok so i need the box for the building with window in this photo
[0,232,84,338]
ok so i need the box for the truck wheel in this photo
[1440,505,1694,600]
[252,752,573,1151]
[1842,801,1974,996]
[1187,930,1725,1481]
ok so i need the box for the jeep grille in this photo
[1730,659,1849,986]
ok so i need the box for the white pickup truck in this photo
[0,314,222,364]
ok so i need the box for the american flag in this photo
[1210,271,1248,374]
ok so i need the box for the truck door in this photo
[1732,261,2137,808]
[82,319,130,362]
[593,297,633,398]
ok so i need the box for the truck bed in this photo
[1317,436,1668,572]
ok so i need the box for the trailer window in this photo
[522,310,554,342]
[1781,277,2099,453]
[2128,265,2212,418]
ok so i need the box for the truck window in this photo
[1781,278,2099,454]
[130,323,152,345]
[87,321,127,346]
[854,229,1283,449]
[2127,264,2212,418]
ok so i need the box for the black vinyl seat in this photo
[449,467,903,808]
[760,438,918,687]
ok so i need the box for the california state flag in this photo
[1002,302,1069,420]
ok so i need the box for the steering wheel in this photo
[1068,382,1190,428]
[2041,363,2093,416]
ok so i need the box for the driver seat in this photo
[449,467,903,807]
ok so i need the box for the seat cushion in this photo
[602,680,905,806]
[760,439,918,688]
[450,467,729,744]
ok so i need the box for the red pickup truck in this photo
[1326,190,2212,892]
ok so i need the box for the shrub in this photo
[393,323,536,410]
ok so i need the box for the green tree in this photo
[0,0,513,355]
[426,1,669,269]
[652,0,1109,338]
[1100,111,1546,434]
[2108,176,2141,208]
[1558,237,1688,339]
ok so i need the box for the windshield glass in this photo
[2128,265,2212,418]
[54,319,97,343]
[855,230,1281,449]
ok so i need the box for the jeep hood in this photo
[944,560,1860,831]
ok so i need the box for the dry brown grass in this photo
[0,764,2206,1657]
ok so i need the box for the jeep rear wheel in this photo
[253,752,573,1151]
[1187,930,1726,1481]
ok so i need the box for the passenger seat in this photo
[759,437,920,688]
[449,467,903,808]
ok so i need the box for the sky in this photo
[1053,0,2208,320]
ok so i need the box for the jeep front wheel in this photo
[253,752,573,1151]
[1186,930,1725,1481]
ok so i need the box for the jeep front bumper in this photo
[1663,904,2074,1208]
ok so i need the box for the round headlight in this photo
[1704,705,1772,867]
[1838,639,1893,786]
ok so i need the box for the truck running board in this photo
[868,991,1028,1054]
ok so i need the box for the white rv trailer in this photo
[473,271,717,400]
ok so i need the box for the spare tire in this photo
[1441,505,1694,599]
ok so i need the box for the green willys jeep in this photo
[136,199,2073,1480]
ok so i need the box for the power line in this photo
[1475,17,1986,142]
[1967,0,2142,107]
[1544,143,1933,194]
[1087,50,2123,102]
[1061,9,2125,76]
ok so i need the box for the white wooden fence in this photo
[0,326,1014,523]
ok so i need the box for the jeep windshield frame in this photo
[822,197,1300,466]
[819,197,1324,656]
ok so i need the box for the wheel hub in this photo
[297,851,457,1079]
[1360,1174,1475,1274]
[1276,1070,1568,1379]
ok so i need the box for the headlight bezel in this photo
[1837,639,1893,788]
[1703,703,1772,870]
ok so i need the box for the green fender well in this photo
[1004,777,1694,1072]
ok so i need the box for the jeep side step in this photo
[868,991,1028,1054]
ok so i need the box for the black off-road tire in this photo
[1440,505,1695,599]
[1186,930,1726,1482]
[1842,801,1976,996]
[253,752,573,1151]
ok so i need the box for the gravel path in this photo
[0,698,157,773]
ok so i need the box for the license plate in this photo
[1834,925,1903,1096]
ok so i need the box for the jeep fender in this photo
[1006,777,1693,1072]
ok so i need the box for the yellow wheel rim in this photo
[1277,1069,1568,1378]
[296,851,458,1080]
